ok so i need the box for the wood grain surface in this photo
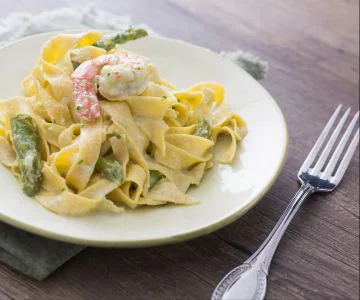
[0,0,359,299]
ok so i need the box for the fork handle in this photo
[212,183,315,300]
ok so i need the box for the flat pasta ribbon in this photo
[0,31,247,216]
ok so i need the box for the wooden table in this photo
[0,1,359,299]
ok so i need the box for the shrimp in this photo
[71,50,158,121]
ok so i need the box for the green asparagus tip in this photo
[133,27,148,38]
[93,27,148,51]
[194,119,211,139]
[95,156,123,184]
[10,114,43,197]
[149,170,164,189]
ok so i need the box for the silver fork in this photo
[212,105,359,300]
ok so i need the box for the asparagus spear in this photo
[149,170,164,189]
[111,27,148,44]
[10,115,42,197]
[93,27,148,51]
[72,61,80,70]
[194,119,211,139]
[95,156,123,183]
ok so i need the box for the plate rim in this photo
[0,31,289,247]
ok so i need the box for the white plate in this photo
[0,33,288,247]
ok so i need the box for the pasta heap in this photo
[0,30,247,216]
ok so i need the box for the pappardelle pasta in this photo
[0,28,247,216]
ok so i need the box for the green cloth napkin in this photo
[0,222,84,280]
[0,4,268,281]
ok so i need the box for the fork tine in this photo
[310,107,351,175]
[331,128,359,185]
[322,111,359,179]
[300,105,342,173]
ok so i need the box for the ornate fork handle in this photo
[212,183,314,300]
[213,106,359,300]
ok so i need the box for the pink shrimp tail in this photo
[71,58,109,121]
[72,78,101,121]
[70,54,129,121]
